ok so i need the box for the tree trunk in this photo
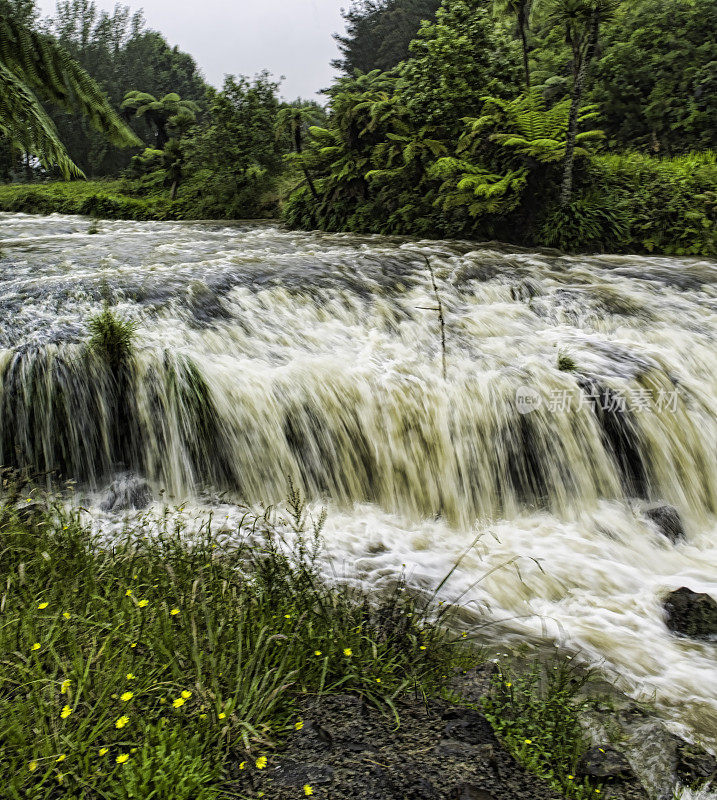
[559,19,598,207]
[156,125,169,149]
[519,22,531,89]
[169,179,179,200]
[302,165,319,200]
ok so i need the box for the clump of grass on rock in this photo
[87,301,137,371]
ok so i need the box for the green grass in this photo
[557,351,578,372]
[0,480,466,799]
[0,180,183,221]
[0,174,285,222]
[482,661,603,799]
[87,303,137,372]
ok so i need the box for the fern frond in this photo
[0,61,83,178]
[0,14,140,149]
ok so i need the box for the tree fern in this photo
[0,12,140,177]
[463,87,604,163]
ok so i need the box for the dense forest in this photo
[0,0,715,253]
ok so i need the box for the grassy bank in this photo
[0,480,610,799]
[0,485,462,798]
[0,174,297,222]
[0,181,183,221]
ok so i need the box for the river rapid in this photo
[1,212,716,759]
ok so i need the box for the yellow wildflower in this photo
[120,692,133,702]
[255,755,267,769]
[62,612,70,619]
[314,650,322,656]
[343,648,352,657]
[567,775,574,780]
[173,697,185,708]
[199,713,207,719]
[239,761,246,770]
[99,748,108,756]
[505,682,512,688]
[56,754,66,763]
[125,589,132,596]
[130,642,137,648]
[60,679,71,694]
[138,599,148,608]
[60,705,72,719]
[170,608,180,615]
[181,690,192,699]
[218,712,226,720]
[419,646,426,650]
[28,761,38,772]
[126,673,136,680]
[37,602,48,610]
[116,753,129,764]
[115,715,129,729]
[376,678,382,683]
[525,739,532,744]
[304,786,314,796]
[31,643,40,651]
[294,720,303,730]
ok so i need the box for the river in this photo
[1,212,715,759]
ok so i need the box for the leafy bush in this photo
[585,151,717,255]
[539,191,631,253]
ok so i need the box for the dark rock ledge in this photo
[223,664,715,800]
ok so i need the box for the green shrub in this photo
[87,302,137,371]
[584,151,717,256]
[540,192,631,253]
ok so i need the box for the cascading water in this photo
[2,212,716,758]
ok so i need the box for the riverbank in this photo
[2,151,715,257]
[0,176,294,222]
[2,481,714,800]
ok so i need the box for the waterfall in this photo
[1,211,716,751]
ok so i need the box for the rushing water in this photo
[1,212,716,754]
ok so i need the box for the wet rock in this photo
[442,708,494,745]
[100,473,152,512]
[510,278,542,302]
[576,377,647,497]
[645,505,685,543]
[271,760,335,788]
[663,587,717,639]
[677,742,717,783]
[578,745,633,780]
[449,785,497,800]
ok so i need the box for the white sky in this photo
[37,0,345,100]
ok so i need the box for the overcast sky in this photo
[37,0,345,100]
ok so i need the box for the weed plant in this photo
[482,660,602,799]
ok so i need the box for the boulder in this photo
[663,587,717,639]
[577,746,633,780]
[100,473,152,512]
[645,505,685,543]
